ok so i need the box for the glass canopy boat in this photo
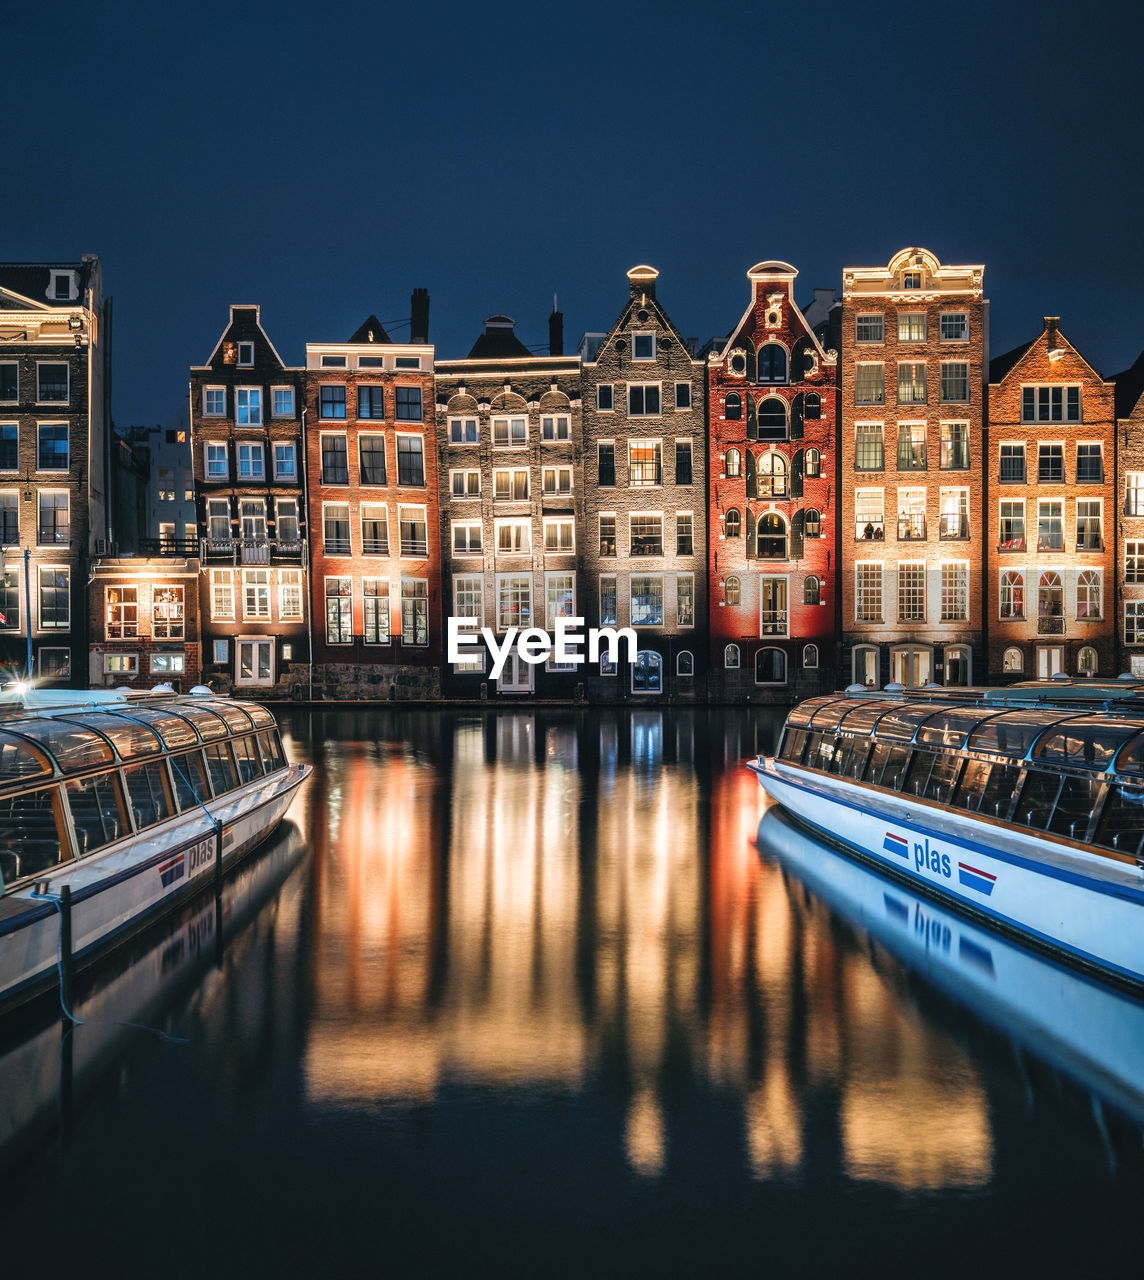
[0,687,310,1012]
[749,681,1144,990]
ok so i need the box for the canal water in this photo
[1,707,1142,1277]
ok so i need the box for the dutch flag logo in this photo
[159,854,185,889]
[958,862,997,897]
[883,832,910,860]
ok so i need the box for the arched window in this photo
[803,643,819,669]
[1000,570,1025,619]
[632,650,663,694]
[804,575,821,606]
[1078,645,1098,675]
[805,447,821,477]
[755,647,787,684]
[724,643,740,669]
[759,451,787,496]
[724,393,742,421]
[724,508,741,538]
[1077,570,1102,619]
[724,576,741,606]
[757,344,788,384]
[804,392,821,420]
[758,512,787,558]
[1003,647,1024,673]
[804,508,821,538]
[677,650,694,676]
[1039,571,1063,620]
[757,397,788,440]
[725,448,742,478]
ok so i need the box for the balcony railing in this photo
[1038,614,1065,635]
[202,538,236,558]
[324,537,351,556]
[997,535,1026,553]
[760,610,788,636]
[400,537,428,557]
[362,537,390,556]
[241,539,270,565]
[140,537,198,557]
[1036,534,1065,551]
[855,523,885,541]
[939,516,969,540]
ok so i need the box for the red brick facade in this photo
[707,262,837,699]
[987,319,1116,679]
[304,321,441,697]
[88,559,201,691]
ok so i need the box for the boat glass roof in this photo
[56,713,164,760]
[104,706,198,751]
[0,731,51,779]
[170,705,230,742]
[1031,719,1144,771]
[915,707,1007,749]
[245,704,275,730]
[835,701,899,734]
[967,709,1086,758]
[787,696,840,728]
[869,704,944,742]
[199,701,255,733]
[8,721,115,773]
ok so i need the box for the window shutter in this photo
[746,394,756,443]
[745,345,756,383]
[745,449,757,499]
[792,449,804,499]
[791,509,805,560]
[791,392,804,440]
[745,510,756,559]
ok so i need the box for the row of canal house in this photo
[74,247,1144,702]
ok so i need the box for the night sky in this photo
[6,0,1144,427]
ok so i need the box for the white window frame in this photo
[676,572,695,628]
[203,386,226,417]
[235,636,275,687]
[541,414,571,442]
[37,564,70,631]
[544,571,576,631]
[597,383,614,412]
[450,468,481,499]
[542,516,575,554]
[940,312,969,342]
[237,342,255,367]
[271,386,295,417]
[494,517,531,554]
[36,422,70,473]
[493,467,530,501]
[205,442,228,481]
[632,331,656,362]
[897,561,927,623]
[630,573,665,627]
[242,568,271,620]
[855,562,884,623]
[235,386,262,425]
[495,573,532,632]
[541,465,573,496]
[674,382,692,411]
[629,511,664,557]
[360,502,390,556]
[273,442,297,481]
[940,561,970,623]
[35,362,69,405]
[279,568,303,620]
[599,574,619,628]
[448,416,480,445]
[210,569,234,620]
[758,574,789,637]
[397,504,428,558]
[492,415,528,448]
[627,383,662,417]
[104,653,139,675]
[451,519,483,556]
[236,441,264,481]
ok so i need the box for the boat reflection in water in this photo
[756,802,1144,1135]
[0,820,306,1177]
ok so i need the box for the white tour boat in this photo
[0,685,310,1012]
[749,681,1144,990]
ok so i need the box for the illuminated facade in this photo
[0,257,109,685]
[987,318,1117,679]
[190,305,309,695]
[841,249,987,688]
[707,261,838,699]
[1116,347,1144,675]
[304,302,441,698]
[580,266,707,700]
[435,313,581,697]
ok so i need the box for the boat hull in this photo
[750,757,1144,989]
[0,763,310,1012]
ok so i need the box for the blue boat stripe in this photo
[767,766,1144,906]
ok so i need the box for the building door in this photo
[853,645,879,688]
[891,645,931,687]
[237,638,274,686]
[1036,646,1064,679]
[498,651,534,693]
[945,645,971,686]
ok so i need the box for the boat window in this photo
[200,701,256,734]
[830,736,869,780]
[245,704,276,731]
[205,742,238,795]
[1015,768,1104,841]
[258,732,285,773]
[807,732,837,771]
[836,701,898,736]
[123,761,174,829]
[232,736,262,785]
[872,705,938,743]
[1015,769,1061,831]
[8,722,113,774]
[0,732,52,781]
[1093,785,1144,858]
[915,709,1000,749]
[0,787,65,886]
[866,742,912,791]
[903,750,963,803]
[106,707,198,752]
[951,759,1022,819]
[170,752,211,810]
[1032,719,1139,771]
[66,773,126,856]
[805,702,856,733]
[172,706,230,743]
[967,710,1083,759]
[1110,733,1144,777]
[59,714,163,761]
[788,697,841,729]
[779,727,809,764]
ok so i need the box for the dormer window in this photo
[902,271,922,290]
[238,342,255,366]
[49,271,75,302]
[633,332,656,361]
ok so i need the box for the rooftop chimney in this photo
[548,306,564,357]
[410,287,429,344]
[627,264,659,302]
[1044,316,1063,359]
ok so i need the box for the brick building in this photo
[580,266,706,700]
[435,313,581,696]
[0,256,110,685]
[707,261,838,700]
[841,248,987,688]
[190,305,309,696]
[1115,348,1144,675]
[304,299,441,699]
[88,556,201,690]
[987,318,1117,679]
